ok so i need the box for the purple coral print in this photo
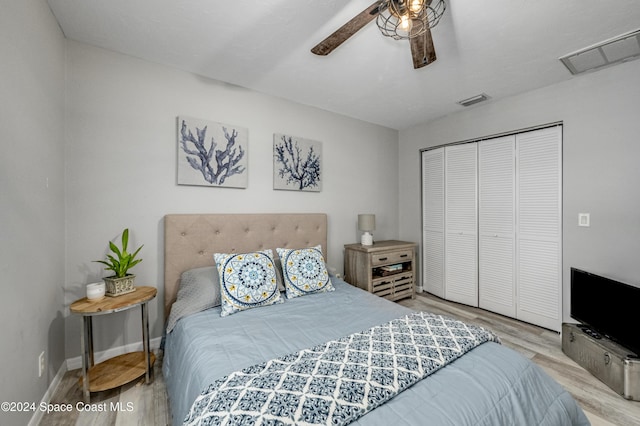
[177,117,248,188]
[273,134,322,192]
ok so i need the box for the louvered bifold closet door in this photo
[445,144,478,306]
[478,137,516,317]
[516,126,562,332]
[421,148,445,298]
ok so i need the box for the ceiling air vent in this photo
[559,28,640,75]
[457,93,490,107]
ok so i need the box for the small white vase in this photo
[86,282,106,300]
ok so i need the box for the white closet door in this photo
[421,148,445,298]
[445,144,478,306]
[478,136,516,317]
[516,126,562,331]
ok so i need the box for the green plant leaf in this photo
[121,228,129,252]
[131,245,143,260]
[109,241,122,259]
[128,259,142,269]
[94,228,143,279]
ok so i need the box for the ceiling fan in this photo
[311,0,446,69]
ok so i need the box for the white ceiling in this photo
[47,0,640,130]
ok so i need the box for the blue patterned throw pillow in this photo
[214,250,283,317]
[276,245,334,299]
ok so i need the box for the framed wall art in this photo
[273,133,322,192]
[177,116,248,188]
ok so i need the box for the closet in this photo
[421,126,562,331]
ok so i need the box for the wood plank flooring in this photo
[40,292,640,425]
[39,352,169,426]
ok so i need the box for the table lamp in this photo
[358,214,375,246]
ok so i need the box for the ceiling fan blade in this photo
[410,22,437,69]
[311,2,384,56]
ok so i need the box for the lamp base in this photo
[361,232,373,246]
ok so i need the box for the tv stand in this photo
[562,323,640,401]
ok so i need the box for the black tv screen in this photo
[570,267,640,356]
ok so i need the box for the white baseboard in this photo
[66,336,163,370]
[28,361,68,426]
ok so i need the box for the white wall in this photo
[0,0,66,424]
[64,41,400,357]
[399,58,640,324]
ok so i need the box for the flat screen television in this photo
[570,267,640,356]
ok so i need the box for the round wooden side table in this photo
[70,286,157,402]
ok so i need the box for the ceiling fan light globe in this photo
[400,15,412,31]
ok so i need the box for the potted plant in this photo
[94,228,143,296]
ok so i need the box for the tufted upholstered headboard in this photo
[163,213,328,318]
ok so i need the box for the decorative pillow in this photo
[214,250,283,317]
[276,245,334,299]
[166,266,220,333]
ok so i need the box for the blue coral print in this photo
[273,133,322,192]
[178,116,248,188]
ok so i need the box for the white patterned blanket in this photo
[183,312,500,426]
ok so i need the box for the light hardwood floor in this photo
[39,352,169,426]
[40,292,640,425]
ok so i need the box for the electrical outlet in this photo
[578,213,590,227]
[38,351,45,377]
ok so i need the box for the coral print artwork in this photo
[273,133,322,192]
[177,116,248,188]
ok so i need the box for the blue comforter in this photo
[163,279,589,426]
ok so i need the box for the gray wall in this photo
[0,0,66,424]
[63,41,400,358]
[1,1,400,413]
[398,58,640,324]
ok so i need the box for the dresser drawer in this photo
[371,249,413,266]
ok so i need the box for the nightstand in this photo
[70,286,157,402]
[344,240,417,301]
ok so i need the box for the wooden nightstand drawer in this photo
[372,279,394,297]
[371,249,413,266]
[393,275,413,293]
[372,272,413,298]
[393,287,414,300]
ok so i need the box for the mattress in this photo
[163,278,589,426]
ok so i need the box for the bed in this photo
[162,213,589,426]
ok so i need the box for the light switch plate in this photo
[578,213,590,227]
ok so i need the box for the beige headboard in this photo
[164,213,328,317]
